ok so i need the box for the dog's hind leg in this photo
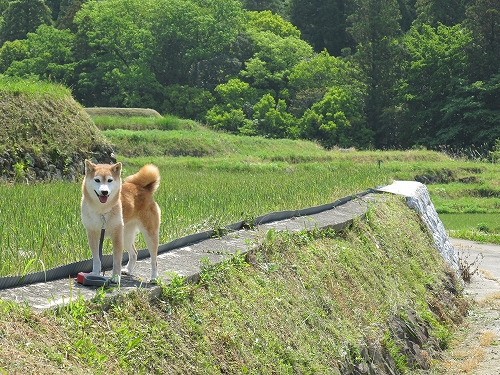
[142,204,160,282]
[122,227,138,275]
[143,229,159,282]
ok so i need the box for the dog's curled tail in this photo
[124,164,160,193]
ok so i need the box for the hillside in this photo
[0,78,113,181]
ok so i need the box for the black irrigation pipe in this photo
[0,189,375,290]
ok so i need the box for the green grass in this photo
[0,75,72,99]
[440,213,500,243]
[93,115,200,132]
[103,128,343,158]
[440,213,500,231]
[104,128,454,161]
[0,158,391,276]
[0,197,463,374]
[0,182,82,276]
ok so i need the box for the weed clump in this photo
[457,247,484,283]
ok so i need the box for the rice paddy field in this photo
[1,118,499,277]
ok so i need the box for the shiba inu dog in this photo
[81,160,161,284]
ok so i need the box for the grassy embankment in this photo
[0,196,464,374]
[0,78,108,168]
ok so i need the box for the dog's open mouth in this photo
[95,191,109,203]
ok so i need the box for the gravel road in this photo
[440,238,500,374]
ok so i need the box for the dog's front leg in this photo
[86,230,102,275]
[122,228,138,276]
[110,226,124,284]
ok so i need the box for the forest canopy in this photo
[0,0,498,151]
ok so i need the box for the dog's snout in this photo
[101,190,109,196]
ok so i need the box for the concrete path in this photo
[0,193,375,311]
[450,238,500,302]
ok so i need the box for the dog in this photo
[81,160,161,284]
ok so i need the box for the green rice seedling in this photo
[440,213,500,243]
[0,182,86,276]
[0,159,391,277]
[148,158,390,238]
[440,213,500,232]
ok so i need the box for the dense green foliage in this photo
[0,0,499,150]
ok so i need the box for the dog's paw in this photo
[121,267,132,275]
[110,274,121,284]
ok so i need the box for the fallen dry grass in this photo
[479,269,497,282]
[439,293,500,374]
[479,291,500,310]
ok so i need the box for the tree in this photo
[347,0,403,148]
[300,86,371,148]
[213,78,258,113]
[464,0,500,81]
[206,106,251,133]
[240,20,313,94]
[205,78,259,133]
[0,0,9,15]
[397,24,473,148]
[0,0,52,44]
[289,0,353,56]
[72,0,245,107]
[439,74,500,148]
[73,0,159,107]
[288,50,366,117]
[414,0,472,27]
[0,40,29,73]
[45,0,62,22]
[239,0,286,16]
[247,10,300,38]
[2,25,75,84]
[253,93,297,138]
[162,85,215,121]
[397,0,417,32]
[149,0,245,87]
[56,0,86,31]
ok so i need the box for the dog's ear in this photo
[111,162,122,176]
[84,159,95,173]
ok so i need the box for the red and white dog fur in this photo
[81,160,161,283]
